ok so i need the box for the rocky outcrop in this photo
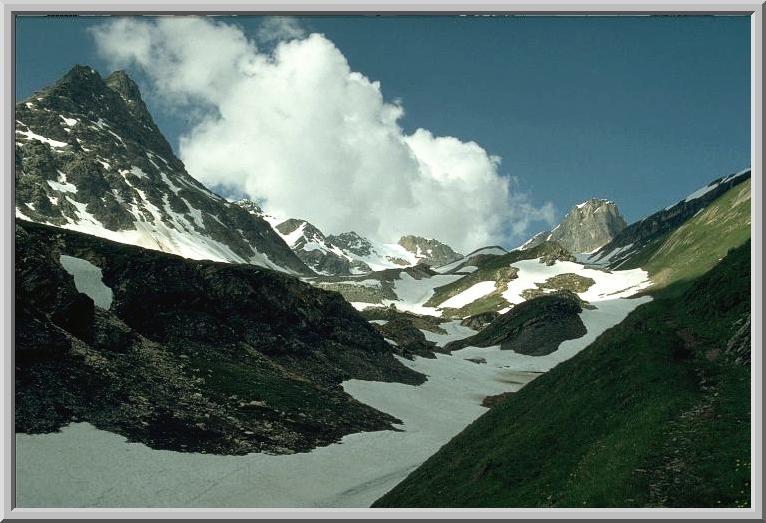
[522,199,626,254]
[444,291,586,355]
[460,311,500,331]
[15,219,424,455]
[327,231,376,257]
[15,65,310,274]
[725,314,751,365]
[397,235,463,267]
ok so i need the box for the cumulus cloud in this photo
[91,16,554,251]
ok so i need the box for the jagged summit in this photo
[521,198,627,254]
[15,65,311,274]
[104,70,157,128]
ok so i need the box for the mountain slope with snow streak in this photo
[586,168,751,270]
[15,65,310,274]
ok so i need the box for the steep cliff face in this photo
[549,199,627,253]
[15,65,311,274]
[15,219,424,455]
[522,199,627,254]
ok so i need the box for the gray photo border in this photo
[1,1,762,520]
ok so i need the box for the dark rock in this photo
[15,219,425,455]
[445,291,586,356]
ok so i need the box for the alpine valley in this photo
[15,67,752,509]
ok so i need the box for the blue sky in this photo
[16,15,750,237]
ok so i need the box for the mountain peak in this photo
[397,235,463,267]
[104,70,159,132]
[575,198,615,211]
[60,64,102,84]
[521,198,627,254]
[104,70,142,103]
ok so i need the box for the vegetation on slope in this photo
[374,241,751,507]
[617,179,751,292]
[16,220,423,456]
[426,242,575,317]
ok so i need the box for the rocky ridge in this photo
[15,65,310,274]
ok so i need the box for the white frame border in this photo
[1,1,762,520]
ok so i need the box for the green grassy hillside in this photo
[621,179,751,292]
[374,241,751,508]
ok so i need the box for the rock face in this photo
[522,199,627,254]
[397,235,463,268]
[327,231,375,257]
[15,219,424,455]
[14,65,310,274]
[274,219,372,275]
[444,291,586,356]
[588,170,751,269]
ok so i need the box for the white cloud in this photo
[91,16,554,252]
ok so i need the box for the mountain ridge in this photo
[15,65,312,275]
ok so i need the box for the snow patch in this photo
[59,255,113,309]
[47,172,77,194]
[16,129,68,148]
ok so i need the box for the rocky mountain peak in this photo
[397,235,463,267]
[104,70,155,128]
[520,198,627,254]
[550,199,626,253]
[15,65,311,275]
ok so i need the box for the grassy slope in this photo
[619,179,751,292]
[374,241,751,507]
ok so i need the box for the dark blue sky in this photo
[16,15,750,225]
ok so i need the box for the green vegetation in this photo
[374,241,751,508]
[621,179,751,293]
[426,242,575,315]
[520,273,595,300]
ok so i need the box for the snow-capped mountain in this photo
[14,65,310,275]
[326,231,461,273]
[230,206,465,276]
[520,198,627,254]
[273,218,373,275]
[587,169,751,269]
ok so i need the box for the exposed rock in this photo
[15,219,425,455]
[460,311,501,330]
[521,199,627,254]
[15,65,310,274]
[444,291,586,356]
[397,235,463,267]
[274,218,371,275]
[725,314,750,365]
